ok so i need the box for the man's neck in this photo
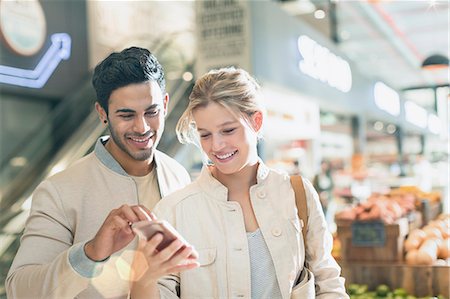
[105,141,154,176]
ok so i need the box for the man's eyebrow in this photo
[115,108,135,114]
[115,104,161,114]
[145,104,161,111]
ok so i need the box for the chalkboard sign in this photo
[351,221,386,247]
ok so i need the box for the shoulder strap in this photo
[290,175,308,249]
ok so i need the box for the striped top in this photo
[247,229,282,299]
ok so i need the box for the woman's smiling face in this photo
[193,102,261,175]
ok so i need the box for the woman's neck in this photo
[211,162,259,193]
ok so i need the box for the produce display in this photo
[335,186,441,224]
[347,283,447,299]
[335,193,411,224]
[404,214,450,265]
[390,186,441,209]
[336,183,448,299]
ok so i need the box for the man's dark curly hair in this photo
[92,47,166,114]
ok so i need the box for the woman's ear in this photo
[251,111,263,132]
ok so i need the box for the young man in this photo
[6,47,193,298]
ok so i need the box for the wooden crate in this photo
[340,261,450,298]
[337,218,409,262]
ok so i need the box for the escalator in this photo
[0,38,197,297]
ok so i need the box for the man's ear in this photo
[95,102,108,123]
[163,93,170,117]
[251,111,263,132]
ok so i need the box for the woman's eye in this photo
[200,133,211,139]
[223,128,236,134]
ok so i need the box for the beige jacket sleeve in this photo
[303,178,349,299]
[6,180,90,299]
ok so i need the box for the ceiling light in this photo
[386,124,397,134]
[314,9,325,19]
[182,71,193,81]
[373,121,384,131]
[421,54,449,70]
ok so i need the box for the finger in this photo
[142,233,164,256]
[132,205,153,222]
[166,261,200,274]
[149,212,157,221]
[167,245,197,267]
[118,204,141,224]
[108,215,133,234]
[156,239,184,262]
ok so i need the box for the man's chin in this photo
[131,148,154,161]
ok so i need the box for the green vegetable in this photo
[376,284,391,297]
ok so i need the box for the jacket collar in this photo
[94,136,161,177]
[196,158,270,202]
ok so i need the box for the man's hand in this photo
[84,204,155,261]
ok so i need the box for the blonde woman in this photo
[131,67,348,299]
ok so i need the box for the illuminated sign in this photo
[373,82,400,116]
[0,33,71,88]
[297,35,352,93]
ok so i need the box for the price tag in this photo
[351,221,385,247]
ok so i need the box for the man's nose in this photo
[133,116,150,133]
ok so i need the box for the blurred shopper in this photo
[313,160,334,216]
[131,67,348,298]
[6,47,194,298]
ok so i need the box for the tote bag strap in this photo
[290,175,308,249]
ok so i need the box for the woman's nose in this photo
[211,135,225,151]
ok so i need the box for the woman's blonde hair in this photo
[176,67,264,145]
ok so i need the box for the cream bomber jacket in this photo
[154,162,349,299]
[6,137,191,299]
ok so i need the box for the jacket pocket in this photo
[181,248,218,298]
[197,247,216,266]
[291,268,315,298]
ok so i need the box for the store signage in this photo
[405,101,428,129]
[297,35,352,93]
[373,82,400,116]
[195,1,251,77]
[351,221,386,247]
[0,33,71,88]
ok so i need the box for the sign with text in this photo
[195,0,251,77]
[351,221,386,247]
[297,35,352,93]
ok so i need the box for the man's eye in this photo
[146,110,159,117]
[120,114,133,119]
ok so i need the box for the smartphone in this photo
[131,220,198,258]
